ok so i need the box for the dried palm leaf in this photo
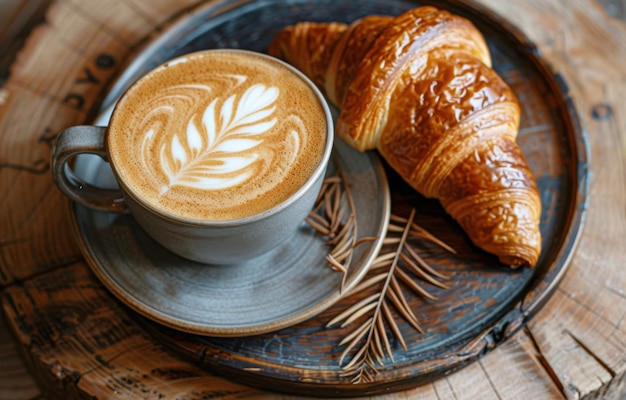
[326,209,454,383]
[305,163,361,292]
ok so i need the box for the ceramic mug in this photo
[51,49,334,264]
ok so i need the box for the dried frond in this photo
[305,161,370,292]
[306,163,457,383]
[327,208,455,383]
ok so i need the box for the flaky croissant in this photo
[269,6,542,268]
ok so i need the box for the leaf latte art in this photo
[107,51,328,221]
[149,83,283,194]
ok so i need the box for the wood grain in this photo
[1,0,625,399]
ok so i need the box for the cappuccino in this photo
[107,50,328,221]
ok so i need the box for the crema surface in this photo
[107,51,327,221]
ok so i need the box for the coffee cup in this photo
[51,49,334,264]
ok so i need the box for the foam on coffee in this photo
[107,50,328,221]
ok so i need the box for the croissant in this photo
[269,6,542,268]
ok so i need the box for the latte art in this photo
[147,83,281,194]
[108,50,328,221]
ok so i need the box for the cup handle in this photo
[51,126,127,212]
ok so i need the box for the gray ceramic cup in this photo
[51,49,334,264]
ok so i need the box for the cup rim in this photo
[106,48,335,227]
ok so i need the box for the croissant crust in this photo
[269,6,542,268]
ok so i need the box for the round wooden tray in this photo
[79,0,588,396]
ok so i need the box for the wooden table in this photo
[1,0,625,399]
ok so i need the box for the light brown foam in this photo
[107,50,328,221]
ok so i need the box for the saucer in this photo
[71,138,390,336]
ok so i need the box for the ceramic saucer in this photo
[71,137,390,336]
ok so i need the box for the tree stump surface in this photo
[1,0,625,399]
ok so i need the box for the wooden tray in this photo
[80,0,588,396]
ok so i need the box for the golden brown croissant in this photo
[269,6,542,268]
